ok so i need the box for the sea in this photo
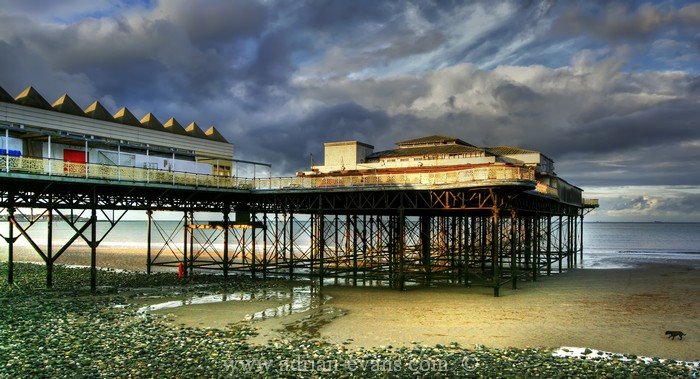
[582,222,700,269]
[1,221,699,270]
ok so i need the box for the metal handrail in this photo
[0,155,536,191]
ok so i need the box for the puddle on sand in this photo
[136,286,330,322]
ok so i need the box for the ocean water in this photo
[582,222,700,269]
[1,220,699,269]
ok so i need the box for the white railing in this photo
[0,155,535,191]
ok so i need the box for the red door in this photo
[64,149,86,175]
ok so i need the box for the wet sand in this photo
[320,265,699,361]
[3,246,174,273]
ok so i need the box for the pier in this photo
[0,86,598,296]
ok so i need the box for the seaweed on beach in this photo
[0,262,695,378]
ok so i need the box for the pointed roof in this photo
[185,122,208,138]
[51,94,85,116]
[0,86,15,103]
[113,107,142,127]
[163,117,188,136]
[14,86,52,110]
[140,113,164,131]
[397,135,472,148]
[84,101,115,122]
[204,126,228,143]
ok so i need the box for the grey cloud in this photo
[0,0,698,204]
[236,103,391,174]
[554,2,700,42]
[654,193,700,213]
[158,0,269,46]
[609,196,653,211]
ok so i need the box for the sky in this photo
[0,0,699,222]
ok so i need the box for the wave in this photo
[615,250,700,256]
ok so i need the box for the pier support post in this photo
[510,211,517,290]
[558,215,563,273]
[532,215,538,282]
[362,215,367,281]
[524,216,531,273]
[491,208,500,297]
[567,216,572,270]
[47,199,53,287]
[397,209,406,291]
[223,206,229,278]
[420,215,431,284]
[334,215,339,277]
[262,213,268,279]
[251,213,256,280]
[183,211,188,278]
[579,212,584,263]
[546,216,552,276]
[188,211,194,276]
[480,216,487,271]
[573,214,578,267]
[289,213,294,280]
[7,205,15,285]
[146,209,152,275]
[352,214,358,285]
[467,216,476,287]
[318,212,325,285]
[90,191,97,291]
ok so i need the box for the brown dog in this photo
[665,331,686,340]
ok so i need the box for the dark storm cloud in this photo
[545,99,699,157]
[301,0,398,30]
[654,193,700,213]
[160,0,268,46]
[553,2,700,42]
[0,0,698,224]
[237,102,391,174]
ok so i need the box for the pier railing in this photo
[0,155,536,191]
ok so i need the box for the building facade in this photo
[300,135,582,206]
[0,86,233,177]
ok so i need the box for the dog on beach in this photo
[665,330,686,340]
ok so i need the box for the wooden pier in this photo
[0,160,597,296]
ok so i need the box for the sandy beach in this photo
[3,248,699,361]
[318,265,699,361]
